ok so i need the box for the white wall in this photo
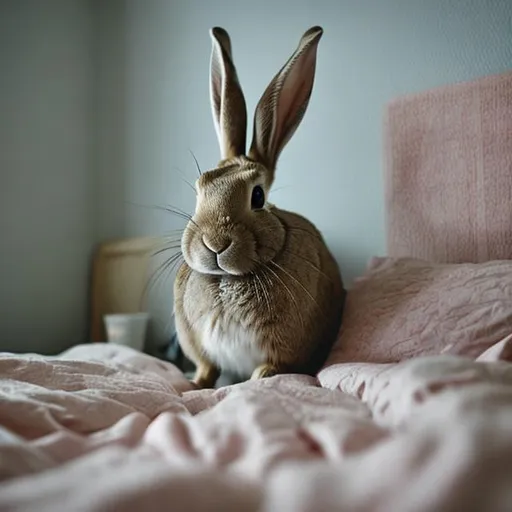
[0,0,96,354]
[96,0,512,344]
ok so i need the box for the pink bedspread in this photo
[1,343,512,511]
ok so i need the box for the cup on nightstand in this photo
[103,312,150,352]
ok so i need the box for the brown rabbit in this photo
[174,26,345,388]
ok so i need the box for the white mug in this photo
[103,312,150,352]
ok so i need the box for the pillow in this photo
[325,257,512,365]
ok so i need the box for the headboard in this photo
[384,70,512,263]
[89,236,158,341]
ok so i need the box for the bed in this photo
[1,70,511,512]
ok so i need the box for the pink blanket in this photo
[1,343,512,511]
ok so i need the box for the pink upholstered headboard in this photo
[384,71,512,264]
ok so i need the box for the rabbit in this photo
[174,26,346,388]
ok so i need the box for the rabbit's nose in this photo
[202,235,231,254]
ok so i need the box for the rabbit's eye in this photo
[251,185,265,210]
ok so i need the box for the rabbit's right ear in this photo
[210,27,247,160]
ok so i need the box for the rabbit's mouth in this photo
[182,230,256,276]
[197,243,255,276]
[182,226,285,277]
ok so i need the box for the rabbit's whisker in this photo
[162,236,184,244]
[126,201,200,232]
[259,271,274,316]
[155,231,185,245]
[168,253,185,277]
[250,272,263,306]
[262,263,304,331]
[256,241,333,285]
[269,185,289,194]
[277,249,334,284]
[287,226,322,239]
[151,244,182,258]
[159,205,203,233]
[163,228,186,234]
[158,240,183,248]
[268,260,324,316]
[160,205,194,222]
[160,233,184,242]
[252,266,274,317]
[140,251,184,309]
[256,225,320,241]
[172,165,197,194]
[149,251,183,289]
[188,149,203,177]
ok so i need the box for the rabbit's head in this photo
[182,27,323,276]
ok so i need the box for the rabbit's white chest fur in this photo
[200,315,266,377]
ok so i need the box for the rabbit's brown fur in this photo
[174,27,345,388]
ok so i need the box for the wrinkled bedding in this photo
[1,341,512,512]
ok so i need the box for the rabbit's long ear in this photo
[210,27,247,160]
[249,26,323,181]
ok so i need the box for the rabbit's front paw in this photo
[192,362,220,388]
[251,364,279,380]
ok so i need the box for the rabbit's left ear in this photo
[249,27,323,182]
[210,27,247,160]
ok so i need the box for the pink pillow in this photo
[326,257,512,365]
